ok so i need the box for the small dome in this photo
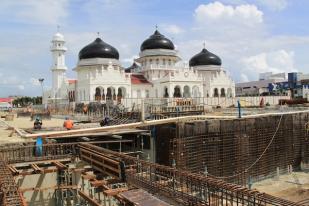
[79,38,119,60]
[52,32,64,41]
[140,30,175,51]
[189,48,222,67]
[125,62,139,73]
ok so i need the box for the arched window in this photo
[117,87,125,102]
[163,87,169,98]
[107,87,114,100]
[95,87,101,101]
[173,86,181,98]
[213,88,219,97]
[220,88,226,97]
[192,86,199,98]
[183,86,190,98]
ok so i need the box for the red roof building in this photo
[0,98,14,103]
[131,74,151,85]
[68,79,77,84]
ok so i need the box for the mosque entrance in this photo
[95,87,102,101]
[214,88,219,97]
[221,88,226,97]
[117,87,126,103]
[106,87,116,100]
[173,86,181,98]
[183,86,191,98]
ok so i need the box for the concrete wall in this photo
[16,163,84,206]
[17,173,58,206]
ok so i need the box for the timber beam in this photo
[52,161,67,170]
[78,190,102,206]
[30,163,43,174]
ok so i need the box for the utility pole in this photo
[38,78,44,104]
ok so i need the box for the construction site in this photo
[0,98,309,206]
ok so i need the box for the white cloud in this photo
[0,0,69,25]
[162,24,184,35]
[257,0,288,11]
[183,1,309,83]
[2,76,19,85]
[194,1,263,26]
[240,73,249,82]
[122,55,139,64]
[65,32,96,56]
[18,85,25,90]
[241,50,296,74]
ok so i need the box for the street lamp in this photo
[38,78,44,104]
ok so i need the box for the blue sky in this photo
[0,0,309,97]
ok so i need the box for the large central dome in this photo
[189,48,222,67]
[140,30,175,51]
[79,38,119,60]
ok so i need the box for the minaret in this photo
[50,27,67,98]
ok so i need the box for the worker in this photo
[63,117,74,130]
[100,116,110,127]
[33,117,42,130]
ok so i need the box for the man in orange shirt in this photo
[63,117,74,130]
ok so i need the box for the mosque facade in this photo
[44,30,235,105]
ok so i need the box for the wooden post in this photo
[141,99,145,122]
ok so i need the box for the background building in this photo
[236,71,309,99]
[236,72,287,96]
[44,30,235,105]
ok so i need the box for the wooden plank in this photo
[103,188,128,196]
[78,190,102,206]
[89,180,107,187]
[22,115,237,138]
[8,165,19,175]
[20,185,79,193]
[31,163,43,174]
[81,173,96,180]
[80,154,120,178]
[16,168,58,176]
[12,109,309,139]
[52,161,67,170]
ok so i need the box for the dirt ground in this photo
[0,113,102,144]
[253,171,309,203]
[0,114,65,145]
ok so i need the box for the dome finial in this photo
[57,25,60,32]
[97,32,100,37]
[155,24,158,30]
[203,41,206,49]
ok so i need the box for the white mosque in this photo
[44,29,235,105]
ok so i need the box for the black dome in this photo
[79,38,119,60]
[140,30,175,51]
[189,48,222,67]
